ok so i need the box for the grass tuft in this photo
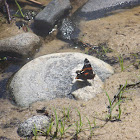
[118,55,124,71]
[74,109,83,136]
[32,124,38,140]
[86,117,94,138]
[105,91,122,121]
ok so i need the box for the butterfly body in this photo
[75,58,95,80]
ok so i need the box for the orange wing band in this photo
[83,67,92,71]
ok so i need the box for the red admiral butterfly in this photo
[75,58,95,80]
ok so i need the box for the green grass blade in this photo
[77,109,83,129]
[118,105,121,120]
[112,100,122,111]
[118,56,124,71]
[63,124,74,133]
[32,124,38,139]
[46,118,54,136]
[86,117,93,138]
[105,91,111,107]
[15,0,25,18]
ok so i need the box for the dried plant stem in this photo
[4,0,11,23]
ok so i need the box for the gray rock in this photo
[0,33,41,57]
[9,53,114,107]
[75,0,140,20]
[34,0,71,33]
[17,115,49,137]
[57,18,79,40]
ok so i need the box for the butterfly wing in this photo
[76,58,95,80]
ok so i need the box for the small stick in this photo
[124,81,140,88]
[4,0,11,23]
[111,86,124,106]
[27,0,43,5]
[109,81,140,108]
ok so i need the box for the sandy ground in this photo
[79,6,140,57]
[0,2,140,140]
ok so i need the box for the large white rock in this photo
[9,53,114,107]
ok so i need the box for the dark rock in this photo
[74,0,140,20]
[34,0,71,34]
[57,18,80,41]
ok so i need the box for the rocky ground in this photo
[0,1,140,140]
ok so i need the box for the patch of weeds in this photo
[62,107,70,121]
[72,40,117,64]
[72,40,112,54]
[59,118,74,138]
[80,41,113,58]
[105,81,128,121]
[14,0,37,20]
[34,108,74,139]
[118,53,140,71]
[98,43,113,55]
[31,80,140,139]
[53,108,74,139]
[105,91,122,121]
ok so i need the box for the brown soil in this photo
[0,1,140,140]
